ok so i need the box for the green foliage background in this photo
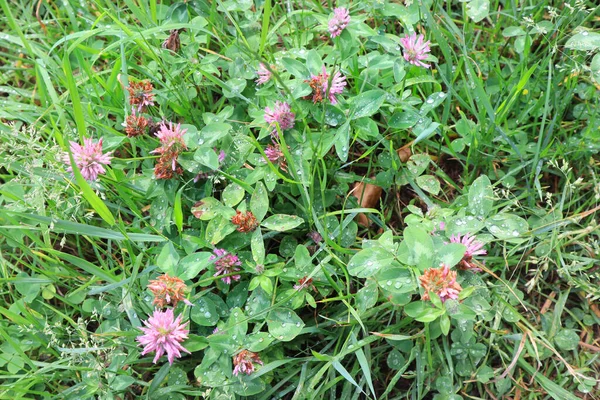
[0,0,599,398]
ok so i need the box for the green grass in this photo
[1,0,599,398]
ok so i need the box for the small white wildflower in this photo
[545,192,553,207]
[575,0,590,12]
[534,23,548,34]
[522,16,535,27]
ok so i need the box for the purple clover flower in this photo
[328,7,350,38]
[450,233,487,272]
[136,308,190,365]
[63,138,112,181]
[264,101,295,137]
[256,63,272,85]
[399,32,431,69]
[210,248,242,284]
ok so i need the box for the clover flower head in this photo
[233,350,263,376]
[264,143,288,171]
[147,274,192,308]
[449,233,486,272]
[256,63,273,85]
[231,210,260,233]
[153,122,187,154]
[63,138,112,181]
[137,308,190,365]
[127,80,155,112]
[154,152,183,179]
[399,32,431,69]
[328,7,350,38]
[264,143,284,162]
[123,111,149,137]
[419,264,462,302]
[210,248,242,284]
[305,66,346,104]
[151,122,187,179]
[264,102,295,137]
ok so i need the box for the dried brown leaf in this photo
[397,146,412,163]
[351,181,382,227]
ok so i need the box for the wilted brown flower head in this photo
[152,122,187,155]
[151,122,187,180]
[307,231,323,244]
[147,274,192,308]
[154,149,183,180]
[127,80,155,112]
[303,66,346,105]
[162,29,181,53]
[123,112,149,137]
[231,210,259,233]
[419,264,462,303]
[233,350,263,376]
[294,276,315,291]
